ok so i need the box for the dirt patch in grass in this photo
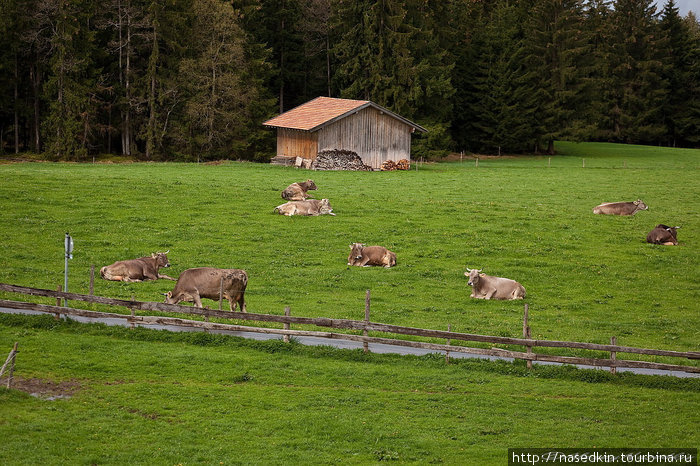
[6,376,82,400]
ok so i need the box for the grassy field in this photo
[0,141,697,352]
[0,314,698,464]
[0,141,699,463]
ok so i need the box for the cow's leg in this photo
[661,241,677,246]
[158,273,176,280]
[193,294,203,308]
[237,293,246,313]
[484,289,497,299]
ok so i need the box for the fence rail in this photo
[0,283,698,374]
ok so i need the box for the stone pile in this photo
[312,149,372,171]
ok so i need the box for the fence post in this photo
[363,290,370,353]
[219,277,224,311]
[610,336,617,375]
[475,158,479,168]
[130,295,135,329]
[445,324,452,364]
[523,303,532,369]
[582,158,585,168]
[283,306,291,343]
[0,342,19,388]
[89,265,95,296]
[6,342,17,389]
[55,285,62,320]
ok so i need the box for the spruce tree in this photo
[660,0,700,146]
[607,0,667,144]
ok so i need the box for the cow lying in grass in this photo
[646,224,680,245]
[592,199,648,215]
[465,268,526,300]
[282,179,317,201]
[100,252,175,282]
[164,267,247,312]
[347,243,396,268]
[274,199,335,216]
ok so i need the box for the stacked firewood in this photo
[396,159,410,170]
[380,160,397,171]
[312,149,372,171]
[380,159,411,171]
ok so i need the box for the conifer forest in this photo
[0,0,698,161]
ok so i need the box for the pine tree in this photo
[457,0,536,154]
[660,0,700,146]
[522,0,589,153]
[178,0,273,160]
[607,0,667,144]
[41,0,98,160]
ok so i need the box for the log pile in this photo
[312,149,372,171]
[381,159,411,171]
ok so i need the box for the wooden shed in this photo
[263,96,427,170]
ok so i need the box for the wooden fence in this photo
[0,283,698,375]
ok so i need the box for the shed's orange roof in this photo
[263,97,369,131]
[263,96,427,133]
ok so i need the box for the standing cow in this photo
[100,252,175,282]
[465,268,526,300]
[347,243,396,268]
[592,199,648,215]
[282,180,317,201]
[646,224,680,245]
[274,198,335,216]
[164,267,247,312]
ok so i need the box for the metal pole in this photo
[64,233,69,306]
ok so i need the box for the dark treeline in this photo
[0,0,698,161]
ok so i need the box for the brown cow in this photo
[282,179,317,201]
[464,268,526,300]
[164,267,247,312]
[646,224,680,245]
[100,252,175,282]
[592,199,648,215]
[274,199,335,216]
[347,243,396,268]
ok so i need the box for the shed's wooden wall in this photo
[276,128,318,160]
[317,106,412,169]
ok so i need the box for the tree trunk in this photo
[14,55,19,154]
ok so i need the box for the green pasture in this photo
[0,141,699,464]
[0,314,698,465]
[0,142,697,354]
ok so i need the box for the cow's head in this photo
[634,199,648,211]
[163,290,178,305]
[306,180,317,190]
[151,251,171,268]
[319,198,335,216]
[348,243,365,264]
[465,268,483,286]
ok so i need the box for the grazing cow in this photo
[282,179,317,201]
[164,267,247,312]
[347,243,397,268]
[100,252,175,282]
[274,198,335,216]
[646,224,680,245]
[592,199,648,215]
[464,268,526,300]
